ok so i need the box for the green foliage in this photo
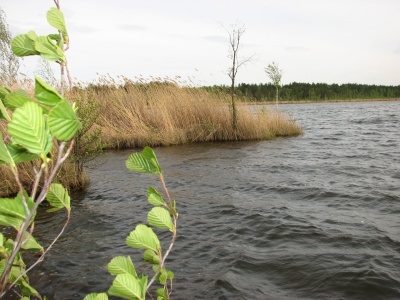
[218,82,400,102]
[87,147,178,300]
[0,2,80,298]
[126,146,162,175]
[69,89,105,188]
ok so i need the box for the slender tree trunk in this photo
[231,80,237,137]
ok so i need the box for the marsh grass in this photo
[0,76,302,196]
[77,76,303,149]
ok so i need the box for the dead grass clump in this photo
[74,76,302,148]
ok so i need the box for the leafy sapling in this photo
[85,147,178,300]
[0,2,81,298]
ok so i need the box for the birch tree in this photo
[265,62,283,106]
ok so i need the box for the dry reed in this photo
[1,75,302,197]
[74,76,303,149]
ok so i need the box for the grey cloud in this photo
[394,48,400,54]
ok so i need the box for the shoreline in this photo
[240,98,400,105]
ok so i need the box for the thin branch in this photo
[10,210,71,288]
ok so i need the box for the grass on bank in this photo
[72,76,303,149]
[0,76,303,196]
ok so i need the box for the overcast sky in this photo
[1,0,400,86]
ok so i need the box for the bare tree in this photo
[223,23,253,136]
[265,62,283,107]
[0,8,20,88]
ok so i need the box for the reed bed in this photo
[74,76,303,149]
[1,75,302,196]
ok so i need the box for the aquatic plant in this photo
[85,147,178,300]
[0,1,82,298]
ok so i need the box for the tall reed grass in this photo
[1,75,302,196]
[73,76,303,149]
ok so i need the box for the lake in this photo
[31,100,400,299]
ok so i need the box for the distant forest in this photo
[203,82,400,102]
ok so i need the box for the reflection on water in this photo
[31,101,400,299]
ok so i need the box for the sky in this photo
[1,0,400,86]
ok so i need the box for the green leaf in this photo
[0,192,34,229]
[126,146,162,175]
[148,207,174,231]
[126,224,160,253]
[108,273,145,300]
[0,100,9,121]
[4,90,33,111]
[143,249,160,265]
[46,183,71,212]
[7,101,52,155]
[20,278,40,298]
[27,30,38,41]
[147,187,165,206]
[0,133,14,165]
[83,293,109,300]
[21,232,43,251]
[156,288,168,300]
[159,269,168,285]
[34,76,63,108]
[107,256,137,277]
[0,193,30,219]
[158,268,174,286]
[0,85,10,100]
[46,8,68,36]
[8,144,39,163]
[48,99,82,141]
[35,36,65,62]
[11,34,39,57]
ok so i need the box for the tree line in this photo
[203,82,400,102]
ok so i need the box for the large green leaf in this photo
[21,232,43,251]
[48,99,81,141]
[0,213,23,229]
[148,207,174,231]
[0,192,34,229]
[126,147,162,175]
[147,187,165,206]
[8,144,39,163]
[83,293,109,300]
[11,34,39,57]
[108,273,145,300]
[34,76,63,108]
[46,8,68,36]
[45,183,71,212]
[7,101,52,155]
[35,36,65,62]
[0,133,14,165]
[107,256,137,277]
[4,90,33,111]
[126,224,160,253]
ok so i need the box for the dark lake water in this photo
[31,101,400,299]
